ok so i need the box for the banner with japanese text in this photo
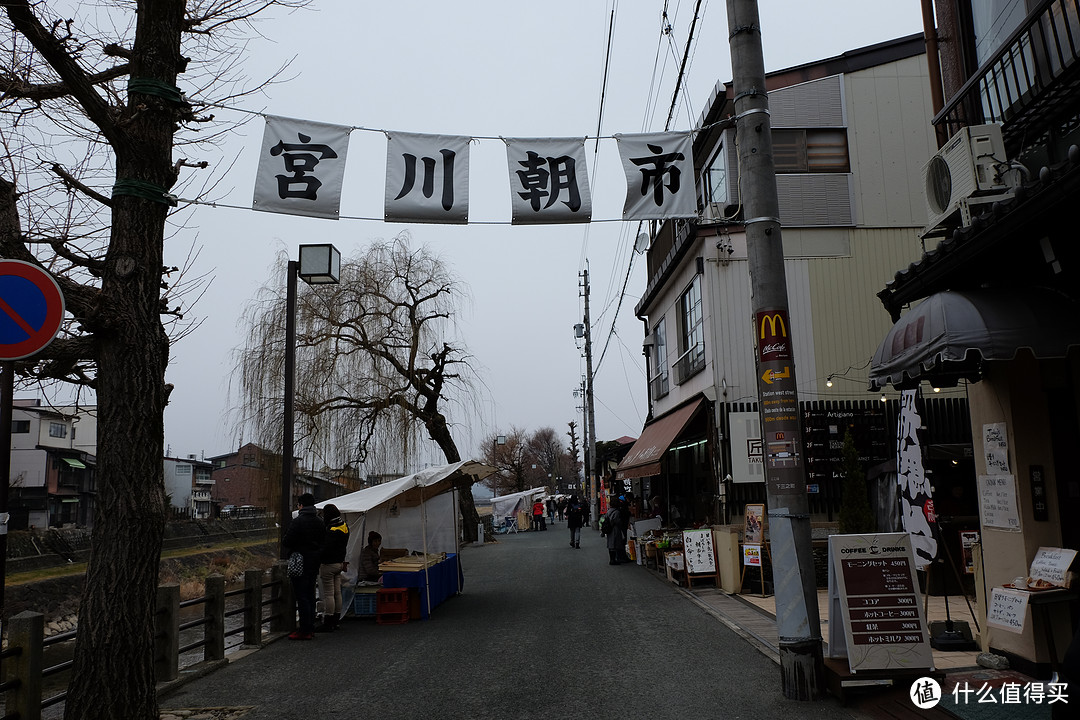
[504,137,592,225]
[252,115,351,219]
[615,131,697,220]
[384,131,470,224]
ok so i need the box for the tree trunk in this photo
[63,1,181,717]
[426,412,481,543]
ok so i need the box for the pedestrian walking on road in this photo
[546,497,556,525]
[316,503,349,633]
[283,492,325,640]
[557,496,567,521]
[566,494,585,548]
[605,499,628,565]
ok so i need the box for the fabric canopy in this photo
[310,460,494,618]
[869,288,1080,390]
[489,487,546,519]
[615,398,704,480]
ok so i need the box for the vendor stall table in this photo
[380,553,461,620]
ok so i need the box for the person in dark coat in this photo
[315,503,349,632]
[566,494,585,548]
[283,492,325,640]
[605,498,628,565]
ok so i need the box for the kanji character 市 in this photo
[629,143,684,207]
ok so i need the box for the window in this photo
[702,144,728,205]
[651,318,669,400]
[12,420,29,434]
[242,453,256,466]
[773,129,849,173]
[175,464,191,476]
[49,422,67,438]
[676,276,705,383]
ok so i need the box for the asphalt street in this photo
[159,523,865,720]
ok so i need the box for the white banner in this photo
[385,131,470,224]
[504,137,592,224]
[252,115,351,219]
[615,131,697,220]
[897,388,938,569]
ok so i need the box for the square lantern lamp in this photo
[298,243,341,285]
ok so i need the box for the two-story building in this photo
[8,399,96,529]
[617,34,977,531]
[869,0,1080,676]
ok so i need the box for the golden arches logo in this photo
[759,313,787,340]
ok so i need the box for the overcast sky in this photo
[160,0,925,467]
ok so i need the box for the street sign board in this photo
[0,260,65,360]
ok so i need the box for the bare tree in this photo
[232,232,487,539]
[527,425,565,490]
[0,2,306,717]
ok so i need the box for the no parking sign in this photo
[0,259,65,360]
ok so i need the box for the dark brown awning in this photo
[869,288,1080,390]
[616,398,704,480]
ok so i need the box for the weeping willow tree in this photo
[232,231,485,539]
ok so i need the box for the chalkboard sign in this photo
[682,529,719,587]
[828,532,933,673]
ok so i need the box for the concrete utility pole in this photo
[727,0,824,699]
[581,268,599,527]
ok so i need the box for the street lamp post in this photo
[279,243,341,558]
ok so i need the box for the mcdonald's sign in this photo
[755,309,792,362]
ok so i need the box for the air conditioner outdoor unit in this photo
[923,123,1012,234]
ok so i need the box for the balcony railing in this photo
[935,0,1080,151]
[674,343,705,385]
[650,373,670,400]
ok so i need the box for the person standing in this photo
[316,503,349,633]
[616,495,633,563]
[532,498,545,531]
[566,494,584,548]
[557,496,567,522]
[605,499,627,565]
[546,497,556,525]
[283,493,325,640]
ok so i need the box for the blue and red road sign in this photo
[0,259,65,361]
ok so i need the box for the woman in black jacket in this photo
[316,503,349,632]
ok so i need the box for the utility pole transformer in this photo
[726,0,824,698]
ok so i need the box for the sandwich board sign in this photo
[827,532,934,673]
[0,260,65,360]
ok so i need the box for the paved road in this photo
[160,524,864,720]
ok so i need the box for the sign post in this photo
[0,259,66,625]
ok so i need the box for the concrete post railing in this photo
[203,574,226,662]
[3,567,287,716]
[5,611,44,720]
[155,584,181,683]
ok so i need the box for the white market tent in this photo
[489,486,547,522]
[314,460,494,616]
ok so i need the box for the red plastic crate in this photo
[376,610,409,625]
[376,588,408,614]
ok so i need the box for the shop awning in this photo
[616,398,704,480]
[869,288,1080,390]
[62,457,86,469]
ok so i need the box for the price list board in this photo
[828,533,934,673]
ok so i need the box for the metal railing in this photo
[935,0,1080,151]
[1,563,293,720]
[674,343,705,385]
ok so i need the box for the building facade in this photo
[618,35,958,528]
[164,455,215,519]
[870,0,1080,676]
[8,399,96,529]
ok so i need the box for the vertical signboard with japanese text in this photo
[754,309,805,498]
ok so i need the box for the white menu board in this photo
[987,587,1029,633]
[682,529,717,575]
[983,422,1011,475]
[978,474,1021,530]
[1028,547,1078,587]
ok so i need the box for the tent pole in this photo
[421,486,432,619]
